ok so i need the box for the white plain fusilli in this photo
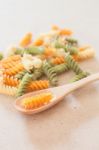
[77,47,95,61]
[0,84,17,96]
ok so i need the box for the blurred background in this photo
[0,0,99,53]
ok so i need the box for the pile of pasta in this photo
[0,25,95,97]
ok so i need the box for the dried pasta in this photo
[66,55,83,74]
[33,39,44,46]
[51,56,65,65]
[3,75,19,87]
[27,80,49,92]
[55,42,78,55]
[3,63,25,76]
[77,47,95,61]
[43,61,58,86]
[79,45,91,51]
[66,46,78,55]
[1,61,20,69]
[59,29,72,36]
[52,63,69,74]
[9,46,44,56]
[21,92,52,109]
[0,52,3,60]
[16,73,33,97]
[20,33,32,47]
[66,38,78,45]
[15,70,27,79]
[0,25,95,98]
[70,72,89,82]
[25,46,44,55]
[1,55,21,64]
[32,68,43,80]
[0,84,17,96]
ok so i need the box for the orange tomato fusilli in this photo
[21,92,52,109]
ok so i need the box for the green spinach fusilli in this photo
[16,73,33,97]
[43,61,58,86]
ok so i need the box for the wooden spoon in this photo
[14,72,99,115]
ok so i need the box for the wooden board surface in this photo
[0,57,99,150]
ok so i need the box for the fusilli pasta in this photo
[43,61,58,86]
[59,29,72,36]
[20,33,32,47]
[33,39,44,46]
[15,70,27,79]
[70,72,89,82]
[65,46,78,55]
[3,63,25,76]
[16,73,33,97]
[32,68,43,80]
[21,92,52,109]
[52,63,69,74]
[77,48,95,61]
[66,38,78,45]
[25,46,44,55]
[0,26,95,98]
[3,75,19,87]
[0,84,17,96]
[27,80,49,92]
[9,46,44,56]
[51,56,65,65]
[0,52,3,60]
[66,55,83,74]
[1,55,21,64]
[1,61,21,69]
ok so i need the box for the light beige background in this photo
[0,0,99,150]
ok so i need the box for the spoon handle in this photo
[61,72,99,96]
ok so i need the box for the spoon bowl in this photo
[14,87,65,115]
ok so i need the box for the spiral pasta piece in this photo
[3,63,25,76]
[66,55,83,74]
[32,68,43,80]
[15,70,27,79]
[20,33,32,47]
[51,25,60,30]
[66,38,78,45]
[3,75,19,87]
[66,46,78,55]
[79,45,91,51]
[70,72,89,82]
[0,84,17,96]
[33,39,44,46]
[13,46,44,56]
[55,42,65,49]
[16,73,33,97]
[55,42,78,55]
[27,80,49,92]
[59,29,72,36]
[77,48,95,61]
[51,56,65,65]
[43,61,58,86]
[52,63,69,74]
[10,48,25,56]
[1,55,21,64]
[1,61,21,69]
[0,52,3,60]
[44,47,56,57]
[25,46,44,55]
[21,92,53,109]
